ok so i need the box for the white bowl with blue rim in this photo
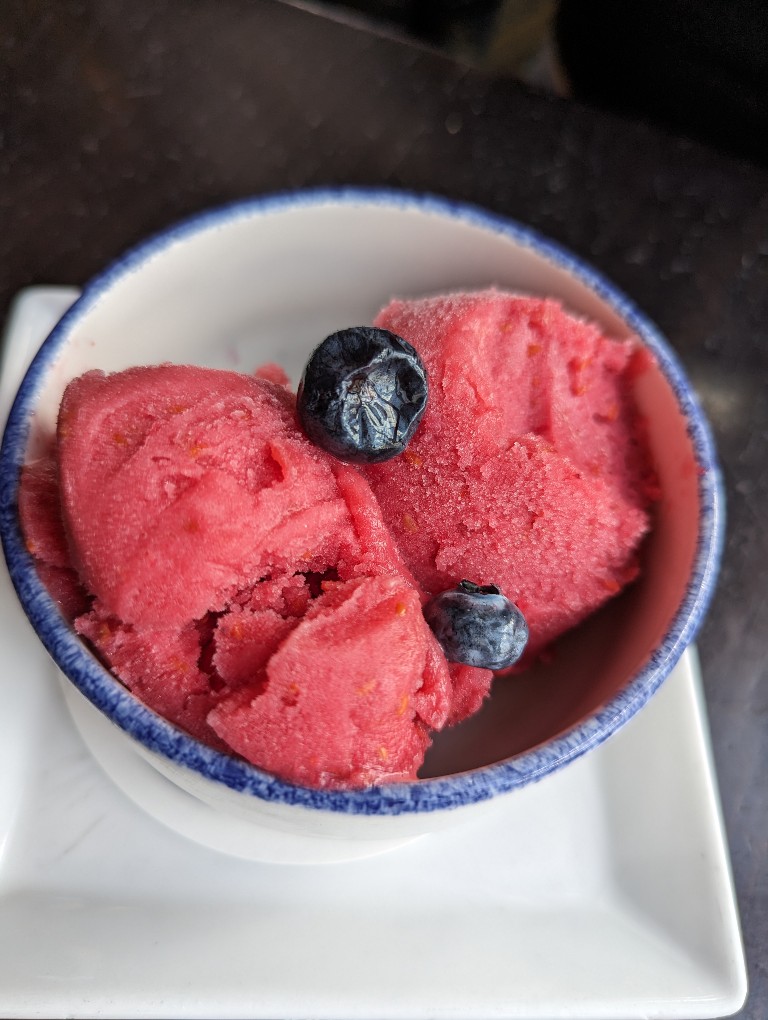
[0,189,723,864]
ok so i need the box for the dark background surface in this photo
[2,1,766,1016]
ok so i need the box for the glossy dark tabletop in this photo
[2,1,766,1016]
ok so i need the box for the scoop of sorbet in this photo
[359,290,657,663]
[21,364,490,788]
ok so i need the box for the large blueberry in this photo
[297,326,428,463]
[423,580,529,671]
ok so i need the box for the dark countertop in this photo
[2,1,766,1016]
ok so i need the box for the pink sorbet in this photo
[20,364,488,788]
[360,290,657,663]
[19,291,657,790]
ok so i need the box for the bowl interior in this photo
[16,194,707,781]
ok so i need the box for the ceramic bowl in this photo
[0,189,723,863]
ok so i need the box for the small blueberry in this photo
[297,326,428,463]
[423,580,529,671]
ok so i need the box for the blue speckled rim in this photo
[0,187,724,815]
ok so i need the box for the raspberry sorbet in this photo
[19,290,656,788]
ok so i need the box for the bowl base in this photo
[59,679,423,865]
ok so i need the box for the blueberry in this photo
[297,327,428,463]
[423,580,529,671]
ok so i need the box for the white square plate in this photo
[0,288,747,1019]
